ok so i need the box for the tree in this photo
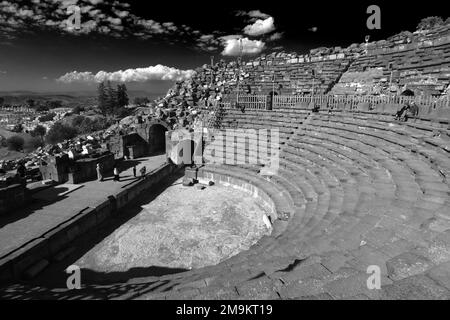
[12,123,23,133]
[38,112,56,122]
[31,125,47,139]
[26,99,35,108]
[417,16,444,31]
[116,84,129,109]
[47,100,63,109]
[6,135,24,151]
[105,80,117,114]
[97,81,108,115]
[0,97,4,106]
[134,97,150,106]
[72,105,85,114]
[45,122,78,144]
[71,115,86,128]
[36,104,49,112]
[24,136,43,151]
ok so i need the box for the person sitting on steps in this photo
[395,103,410,121]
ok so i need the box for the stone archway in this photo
[148,121,169,155]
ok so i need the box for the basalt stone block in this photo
[185,166,198,180]
[183,178,194,186]
[277,211,291,221]
[427,261,450,290]
[235,276,282,299]
[381,275,450,300]
[386,252,434,281]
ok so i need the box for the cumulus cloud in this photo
[0,70,7,74]
[243,17,275,36]
[221,36,265,56]
[57,64,196,83]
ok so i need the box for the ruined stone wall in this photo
[39,154,70,183]
[333,25,450,96]
[68,153,115,184]
[0,183,29,215]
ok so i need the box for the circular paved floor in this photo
[75,178,270,271]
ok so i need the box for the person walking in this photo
[140,166,146,179]
[113,167,120,182]
[96,163,103,182]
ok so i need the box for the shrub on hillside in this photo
[45,122,78,144]
[6,135,24,151]
[31,125,47,138]
[11,123,23,133]
[72,106,85,114]
[23,136,44,152]
[70,115,111,134]
[38,112,56,122]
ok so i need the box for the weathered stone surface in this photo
[193,287,240,300]
[75,178,270,271]
[381,275,450,300]
[279,278,325,299]
[279,263,332,284]
[324,271,388,300]
[235,276,281,299]
[426,261,450,290]
[386,252,434,281]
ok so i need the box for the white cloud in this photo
[247,10,270,19]
[236,10,270,20]
[0,70,7,74]
[268,32,283,41]
[57,64,196,83]
[243,17,275,36]
[221,36,265,56]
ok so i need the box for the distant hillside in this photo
[0,90,163,107]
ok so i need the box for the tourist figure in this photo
[113,167,120,182]
[133,165,137,177]
[96,163,103,182]
[140,166,146,178]
[16,163,26,178]
[409,101,419,118]
[395,104,410,121]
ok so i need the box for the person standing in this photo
[96,163,103,182]
[140,166,146,179]
[133,165,137,178]
[113,167,120,182]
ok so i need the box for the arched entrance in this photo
[148,123,168,155]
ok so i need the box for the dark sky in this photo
[0,0,448,94]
